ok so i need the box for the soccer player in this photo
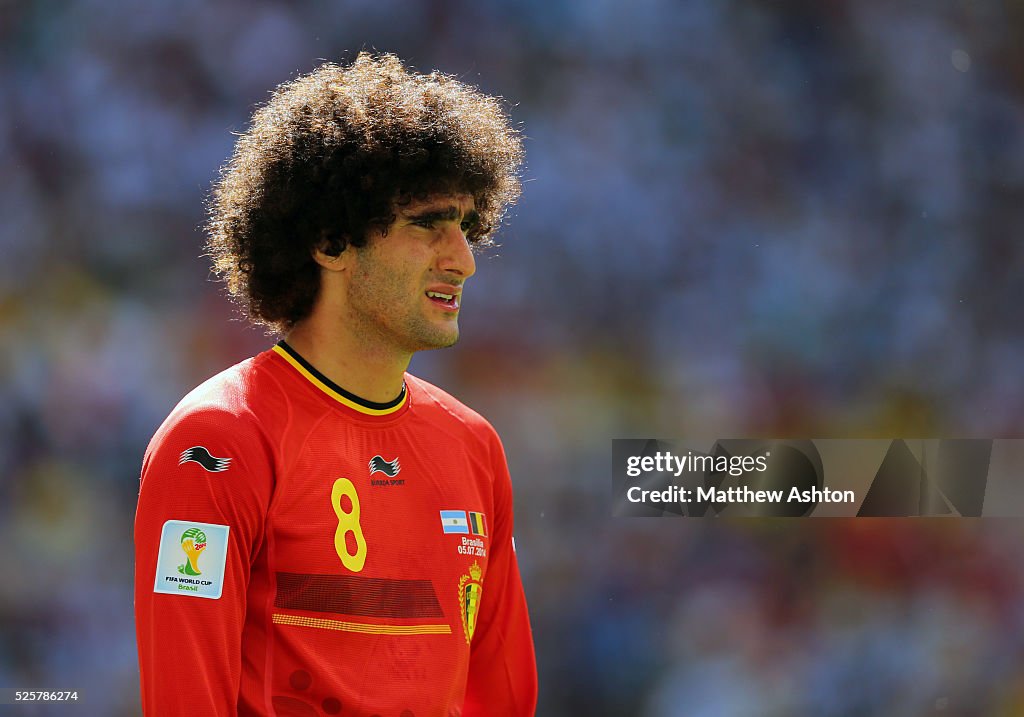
[134,53,537,716]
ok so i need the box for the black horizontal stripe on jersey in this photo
[275,573,444,619]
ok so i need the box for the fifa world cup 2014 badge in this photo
[178,527,207,575]
[458,561,484,644]
[154,520,229,599]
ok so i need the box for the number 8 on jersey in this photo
[331,478,367,572]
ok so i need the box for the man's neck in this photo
[284,319,410,405]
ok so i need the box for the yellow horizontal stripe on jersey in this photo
[272,613,451,635]
[272,344,407,416]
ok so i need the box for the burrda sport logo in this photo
[178,527,208,576]
[368,455,400,478]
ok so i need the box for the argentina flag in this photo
[439,510,470,534]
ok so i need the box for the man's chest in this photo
[264,422,494,615]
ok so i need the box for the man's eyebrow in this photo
[403,206,479,223]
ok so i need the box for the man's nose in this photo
[437,225,476,279]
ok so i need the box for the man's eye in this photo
[412,219,435,229]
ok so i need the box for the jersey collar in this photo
[272,341,408,416]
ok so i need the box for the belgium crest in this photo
[458,561,484,644]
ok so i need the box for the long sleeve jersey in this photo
[134,341,537,716]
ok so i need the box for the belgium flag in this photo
[468,512,486,537]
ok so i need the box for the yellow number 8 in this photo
[331,478,367,572]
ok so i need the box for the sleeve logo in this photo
[153,520,230,599]
[179,446,231,472]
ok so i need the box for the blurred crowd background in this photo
[2,0,1024,714]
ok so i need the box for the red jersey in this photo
[134,342,537,716]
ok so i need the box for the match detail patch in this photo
[179,446,231,472]
[153,520,230,599]
[440,510,487,536]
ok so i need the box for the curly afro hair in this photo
[204,52,524,334]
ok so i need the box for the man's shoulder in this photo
[176,357,259,415]
[405,374,497,437]
[141,354,279,488]
[152,353,281,444]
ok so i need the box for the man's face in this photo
[344,193,479,355]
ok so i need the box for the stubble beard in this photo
[347,286,461,355]
[348,249,463,354]
[399,314,461,353]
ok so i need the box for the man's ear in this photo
[312,236,351,271]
